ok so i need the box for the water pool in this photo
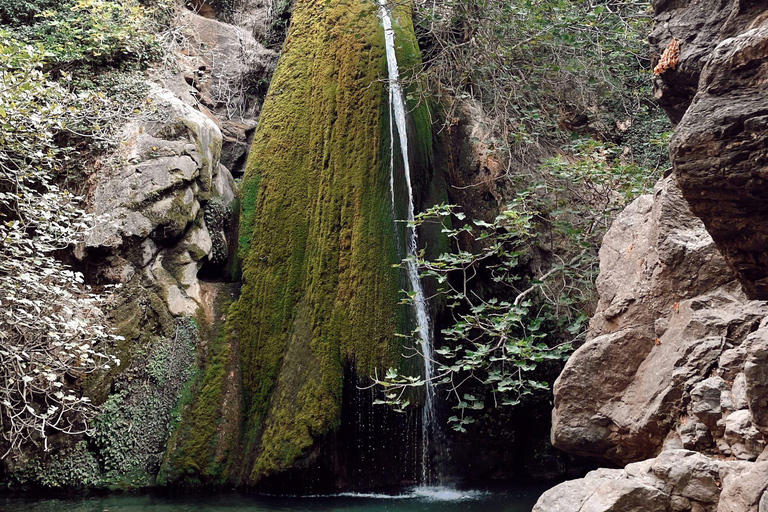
[0,483,549,512]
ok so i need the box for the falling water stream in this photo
[377,0,442,488]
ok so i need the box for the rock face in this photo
[649,0,767,124]
[86,84,236,318]
[551,175,768,465]
[7,4,277,491]
[172,10,277,174]
[540,177,768,511]
[651,0,768,299]
[536,4,768,508]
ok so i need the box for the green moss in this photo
[204,197,233,265]
[226,0,436,484]
[159,324,230,483]
[159,286,246,487]
[91,317,199,488]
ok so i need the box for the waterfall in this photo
[378,0,442,487]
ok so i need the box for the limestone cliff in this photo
[2,4,277,490]
[537,176,768,511]
[652,0,768,300]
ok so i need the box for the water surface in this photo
[1,483,547,512]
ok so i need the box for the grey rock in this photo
[679,418,714,451]
[652,450,722,503]
[214,163,237,206]
[181,220,213,262]
[649,0,764,123]
[579,479,668,512]
[718,461,768,512]
[532,479,605,512]
[533,450,754,512]
[745,325,768,434]
[690,377,731,429]
[724,410,765,461]
[721,347,749,381]
[140,238,159,268]
[533,464,669,512]
[177,10,276,173]
[733,373,750,411]
[671,495,692,511]
[87,85,222,254]
[667,19,768,300]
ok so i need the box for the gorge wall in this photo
[534,1,768,510]
[2,5,278,490]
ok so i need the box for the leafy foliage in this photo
[0,0,166,459]
[370,0,671,430]
[375,204,572,430]
[375,136,663,431]
[0,34,123,457]
[415,0,667,157]
[0,0,58,26]
[9,0,162,72]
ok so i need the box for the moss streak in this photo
[232,0,409,483]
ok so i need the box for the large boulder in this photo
[538,4,768,509]
[534,450,762,512]
[83,84,237,317]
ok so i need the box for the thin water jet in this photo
[377,0,444,487]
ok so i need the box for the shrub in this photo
[0,34,123,457]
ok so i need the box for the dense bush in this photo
[0,0,163,458]
[5,0,162,72]
[0,33,123,457]
[415,0,668,157]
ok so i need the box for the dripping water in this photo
[377,0,443,487]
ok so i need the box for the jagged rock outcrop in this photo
[651,0,768,299]
[85,85,236,317]
[535,4,768,508]
[649,0,768,124]
[551,175,768,465]
[83,1,277,313]
[538,176,768,510]
[171,10,277,174]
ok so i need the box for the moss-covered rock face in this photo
[228,0,431,486]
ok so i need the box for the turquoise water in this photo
[0,484,547,512]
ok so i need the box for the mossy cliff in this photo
[163,0,438,488]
